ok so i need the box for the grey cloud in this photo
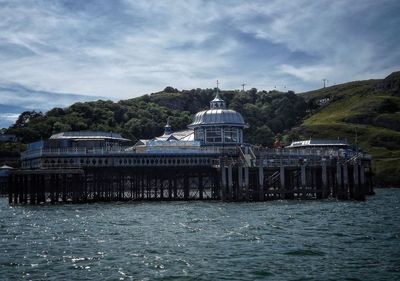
[0,0,398,98]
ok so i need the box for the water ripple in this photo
[0,189,399,280]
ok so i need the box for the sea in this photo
[0,189,399,281]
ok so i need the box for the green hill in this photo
[291,71,400,186]
[3,71,400,186]
[4,87,306,148]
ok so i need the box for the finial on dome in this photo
[210,80,225,109]
[163,117,172,135]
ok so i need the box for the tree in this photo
[251,125,275,147]
[163,86,179,93]
[53,122,72,133]
[11,111,43,128]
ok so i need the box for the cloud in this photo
[0,82,105,128]
[0,113,19,129]
[0,0,399,100]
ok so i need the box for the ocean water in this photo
[0,189,399,281]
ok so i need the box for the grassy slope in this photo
[296,78,400,186]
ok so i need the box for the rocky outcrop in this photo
[377,71,400,96]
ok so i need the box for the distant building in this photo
[288,139,350,149]
[317,97,331,106]
[46,131,131,148]
[287,139,354,159]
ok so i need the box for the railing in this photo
[21,144,371,168]
[256,156,328,167]
[253,147,370,160]
[21,146,238,160]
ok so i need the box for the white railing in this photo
[253,147,370,159]
[21,145,232,160]
[21,146,134,160]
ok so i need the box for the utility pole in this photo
[322,78,328,88]
[241,83,246,92]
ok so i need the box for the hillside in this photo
[292,71,400,186]
[4,87,307,148]
[3,72,400,186]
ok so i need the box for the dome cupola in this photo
[163,117,173,135]
[210,90,225,109]
[188,81,247,146]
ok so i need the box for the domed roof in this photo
[188,109,246,128]
[188,84,247,128]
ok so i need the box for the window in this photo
[194,128,205,141]
[206,127,222,143]
[224,127,239,143]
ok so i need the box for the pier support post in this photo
[258,166,264,201]
[353,162,365,200]
[221,166,227,201]
[183,175,189,200]
[354,162,359,193]
[238,166,243,201]
[214,171,220,199]
[173,177,177,199]
[301,165,306,187]
[280,166,285,199]
[8,174,13,204]
[160,178,164,200]
[343,163,349,199]
[227,165,233,201]
[321,161,328,198]
[13,176,19,204]
[168,178,173,199]
[336,162,342,199]
[360,162,366,190]
[244,167,249,201]
[199,175,203,200]
[301,164,306,198]
[19,175,24,204]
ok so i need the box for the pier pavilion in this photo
[7,89,373,204]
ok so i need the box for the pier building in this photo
[7,89,373,204]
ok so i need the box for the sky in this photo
[0,0,400,101]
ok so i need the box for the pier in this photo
[7,146,373,204]
[5,91,374,204]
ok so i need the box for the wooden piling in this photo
[280,166,285,199]
[227,165,233,201]
[258,166,264,201]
